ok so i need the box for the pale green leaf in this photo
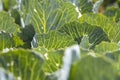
[0,49,45,80]
[34,47,63,73]
[1,0,17,11]
[95,42,119,54]
[104,7,120,22]
[80,35,90,49]
[79,13,119,42]
[29,0,78,34]
[0,32,15,50]
[105,51,120,78]
[65,0,93,13]
[60,22,97,43]
[60,21,109,48]
[69,55,117,80]
[10,9,21,25]
[76,0,93,13]
[89,27,110,48]
[0,32,24,51]
[0,11,20,34]
[36,31,76,50]
[13,35,24,47]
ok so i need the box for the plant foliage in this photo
[0,0,120,80]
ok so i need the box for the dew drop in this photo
[56,63,59,67]
[2,48,10,53]
[34,9,37,13]
[44,53,49,60]
[17,76,21,80]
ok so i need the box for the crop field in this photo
[0,0,120,80]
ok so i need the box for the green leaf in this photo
[19,24,35,48]
[28,0,78,34]
[0,32,15,50]
[34,47,63,73]
[19,24,35,42]
[80,35,90,50]
[60,22,97,43]
[69,55,117,80]
[35,31,76,50]
[76,0,93,14]
[60,21,109,47]
[0,49,45,80]
[89,27,110,48]
[10,9,21,25]
[105,51,120,79]
[95,42,119,54]
[115,22,120,42]
[106,51,120,62]
[1,0,17,11]
[0,31,24,51]
[21,0,31,20]
[105,51,120,68]
[13,35,24,47]
[65,0,93,14]
[79,13,119,42]
[0,11,20,34]
[104,7,120,22]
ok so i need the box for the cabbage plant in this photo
[0,0,120,80]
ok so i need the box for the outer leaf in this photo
[89,27,110,48]
[35,31,76,50]
[1,0,16,11]
[0,11,20,34]
[105,51,120,63]
[115,22,120,42]
[0,49,45,80]
[95,41,119,54]
[80,35,90,50]
[104,7,120,22]
[60,22,97,43]
[29,0,78,34]
[0,31,24,51]
[105,51,120,79]
[60,21,109,48]
[19,24,35,48]
[0,32,15,50]
[76,0,93,13]
[43,51,62,73]
[65,0,93,14]
[34,47,63,73]
[46,45,80,80]
[10,9,21,25]
[69,55,117,80]
[21,0,31,20]
[13,35,24,47]
[79,13,119,42]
